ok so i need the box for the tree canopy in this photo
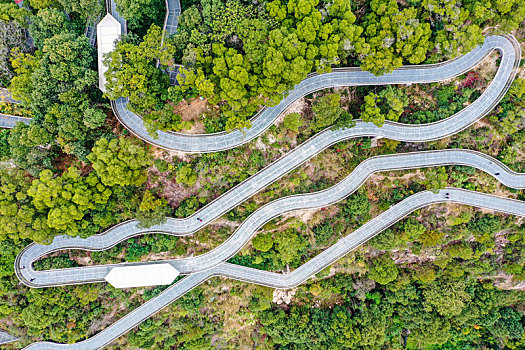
[87,137,153,187]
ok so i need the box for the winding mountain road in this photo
[21,188,525,350]
[16,149,525,287]
[112,35,519,152]
[14,3,525,349]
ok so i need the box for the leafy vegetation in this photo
[105,0,524,133]
[0,0,524,348]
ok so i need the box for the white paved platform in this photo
[104,263,179,288]
[97,14,121,92]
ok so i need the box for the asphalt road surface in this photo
[14,3,525,349]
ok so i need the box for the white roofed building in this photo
[104,263,180,288]
[97,14,122,92]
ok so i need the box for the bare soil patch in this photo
[174,97,208,121]
[476,51,499,81]
[277,97,306,124]
[173,97,208,134]
[160,177,200,207]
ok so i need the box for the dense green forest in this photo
[0,0,524,348]
[103,0,525,131]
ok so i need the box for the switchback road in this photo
[16,149,525,287]
[21,189,525,350]
[14,3,525,349]
[112,35,520,152]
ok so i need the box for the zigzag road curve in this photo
[15,30,523,350]
[23,188,525,350]
[16,149,525,287]
[16,33,522,287]
[113,35,519,152]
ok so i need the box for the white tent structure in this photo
[104,264,180,289]
[97,14,121,92]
